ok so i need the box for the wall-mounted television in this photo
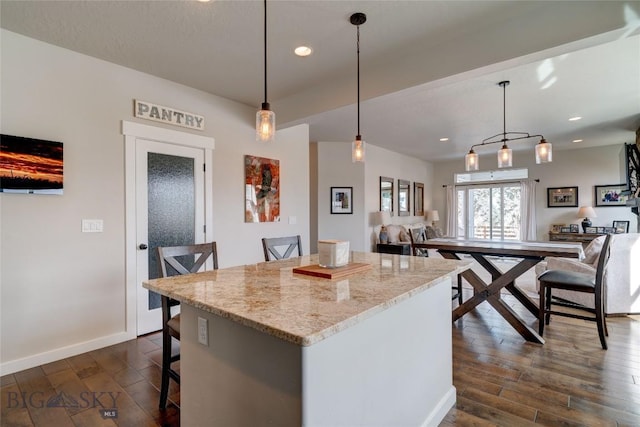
[0,134,64,194]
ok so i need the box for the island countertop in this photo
[143,251,470,346]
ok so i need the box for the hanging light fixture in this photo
[350,12,366,163]
[256,0,275,142]
[464,80,552,171]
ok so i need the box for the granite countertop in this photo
[143,251,470,346]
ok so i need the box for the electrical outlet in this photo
[197,317,208,346]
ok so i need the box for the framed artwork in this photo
[603,227,616,233]
[570,224,579,233]
[244,155,280,223]
[398,179,410,216]
[613,220,629,233]
[414,182,424,216]
[585,226,597,234]
[547,186,578,208]
[330,187,353,214]
[560,226,571,233]
[0,134,64,195]
[550,224,565,233]
[595,184,628,207]
[380,176,394,216]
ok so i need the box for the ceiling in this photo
[2,0,639,163]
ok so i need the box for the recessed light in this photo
[294,46,313,57]
[439,138,449,142]
[568,116,582,121]
[572,139,583,143]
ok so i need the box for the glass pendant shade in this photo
[535,138,552,163]
[352,135,365,163]
[465,149,479,171]
[497,144,512,168]
[256,103,275,142]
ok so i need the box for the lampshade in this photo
[497,143,512,168]
[256,103,275,142]
[465,149,479,171]
[577,206,597,218]
[372,211,391,226]
[352,135,365,162]
[426,210,439,222]
[535,138,552,163]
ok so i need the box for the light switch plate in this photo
[82,219,104,233]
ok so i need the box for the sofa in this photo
[535,233,640,315]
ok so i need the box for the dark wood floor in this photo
[2,292,639,426]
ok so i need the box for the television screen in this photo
[0,134,64,194]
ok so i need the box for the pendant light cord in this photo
[502,81,507,141]
[263,0,268,105]
[356,24,361,137]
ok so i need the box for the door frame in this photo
[123,120,214,336]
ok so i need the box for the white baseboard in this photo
[421,386,457,427]
[0,331,136,376]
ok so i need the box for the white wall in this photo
[432,144,638,239]
[0,30,310,373]
[314,141,434,253]
[365,145,435,250]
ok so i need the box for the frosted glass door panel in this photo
[147,152,195,310]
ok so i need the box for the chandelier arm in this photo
[471,133,545,150]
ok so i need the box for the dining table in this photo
[413,238,584,344]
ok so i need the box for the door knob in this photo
[139,243,148,250]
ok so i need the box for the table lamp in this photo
[426,210,440,227]
[372,211,392,243]
[577,206,596,233]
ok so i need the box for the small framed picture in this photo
[594,184,629,207]
[613,220,629,233]
[596,227,605,233]
[547,186,578,208]
[550,224,565,233]
[585,226,597,234]
[603,227,616,233]
[569,224,579,233]
[330,187,353,214]
[560,226,572,233]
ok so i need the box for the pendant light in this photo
[350,12,366,163]
[464,80,552,171]
[256,0,275,142]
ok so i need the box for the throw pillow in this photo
[583,235,606,266]
[399,229,410,242]
[425,226,438,239]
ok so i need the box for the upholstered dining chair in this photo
[537,233,612,350]
[157,242,218,409]
[261,235,302,261]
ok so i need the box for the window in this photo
[456,182,522,241]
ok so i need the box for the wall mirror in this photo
[379,176,394,215]
[398,179,410,216]
[414,182,424,216]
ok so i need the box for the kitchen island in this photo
[144,251,470,426]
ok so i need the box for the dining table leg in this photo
[441,251,545,344]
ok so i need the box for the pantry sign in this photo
[134,100,205,131]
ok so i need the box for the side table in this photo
[376,242,411,255]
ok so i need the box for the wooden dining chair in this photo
[537,233,611,349]
[261,235,302,261]
[157,242,218,409]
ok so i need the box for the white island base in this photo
[180,275,455,427]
